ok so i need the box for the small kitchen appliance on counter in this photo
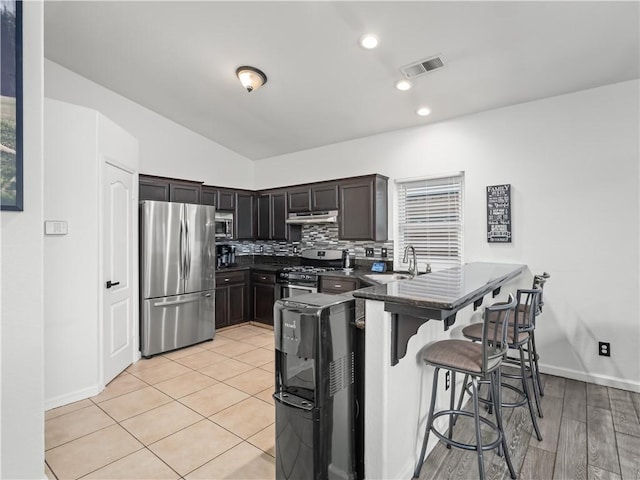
[342,249,354,271]
[216,244,236,268]
[273,293,358,480]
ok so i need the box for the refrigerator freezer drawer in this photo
[141,290,214,357]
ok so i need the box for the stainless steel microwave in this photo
[214,212,234,240]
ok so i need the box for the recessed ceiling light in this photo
[417,107,431,117]
[395,80,412,91]
[359,34,379,50]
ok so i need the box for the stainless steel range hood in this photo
[285,210,339,225]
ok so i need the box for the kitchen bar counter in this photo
[359,262,530,479]
[353,262,525,365]
[353,262,525,309]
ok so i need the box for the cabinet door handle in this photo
[224,278,230,282]
[334,284,342,288]
[106,280,120,289]
[261,276,266,280]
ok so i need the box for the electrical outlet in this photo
[258,245,264,254]
[445,371,451,390]
[293,245,299,254]
[599,342,611,357]
[381,247,388,257]
[365,248,374,257]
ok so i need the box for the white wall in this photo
[43,98,140,410]
[0,1,45,477]
[255,80,640,391]
[43,100,99,408]
[44,60,255,189]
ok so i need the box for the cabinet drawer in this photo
[217,270,247,285]
[251,271,276,284]
[320,276,359,293]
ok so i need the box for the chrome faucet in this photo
[403,245,418,277]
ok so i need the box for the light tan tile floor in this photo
[45,324,276,480]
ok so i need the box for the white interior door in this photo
[103,161,135,384]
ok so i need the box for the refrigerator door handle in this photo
[179,218,184,280]
[153,296,204,307]
[185,218,191,280]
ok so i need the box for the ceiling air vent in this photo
[400,55,445,79]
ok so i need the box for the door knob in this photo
[106,280,120,289]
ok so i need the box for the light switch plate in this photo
[44,221,68,235]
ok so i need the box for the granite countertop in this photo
[352,262,526,310]
[215,263,282,273]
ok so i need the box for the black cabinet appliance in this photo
[273,293,357,480]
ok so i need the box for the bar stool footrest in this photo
[430,410,502,452]
[464,380,528,409]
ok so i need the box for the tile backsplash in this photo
[226,224,394,267]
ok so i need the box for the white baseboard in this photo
[539,363,640,393]
[44,385,101,411]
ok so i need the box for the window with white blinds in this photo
[396,173,463,272]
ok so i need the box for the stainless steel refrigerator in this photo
[140,200,216,357]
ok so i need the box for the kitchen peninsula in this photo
[352,262,528,480]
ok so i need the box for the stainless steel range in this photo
[276,249,343,298]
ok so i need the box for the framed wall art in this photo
[1,0,23,211]
[487,184,512,243]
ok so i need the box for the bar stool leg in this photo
[491,367,517,479]
[448,371,456,448]
[527,338,543,418]
[453,373,469,426]
[413,367,441,480]
[471,377,485,480]
[530,331,544,397]
[519,347,542,441]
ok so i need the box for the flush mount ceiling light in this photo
[359,34,379,50]
[417,107,431,117]
[395,79,412,91]
[235,66,267,93]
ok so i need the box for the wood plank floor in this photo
[417,372,640,480]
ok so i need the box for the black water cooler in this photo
[273,293,357,480]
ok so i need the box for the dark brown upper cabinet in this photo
[140,173,387,242]
[201,186,217,206]
[258,190,299,241]
[287,186,311,212]
[169,179,201,204]
[235,191,256,240]
[217,189,236,211]
[287,182,339,212]
[139,175,201,204]
[201,186,236,211]
[139,175,170,202]
[339,174,388,241]
[311,182,339,211]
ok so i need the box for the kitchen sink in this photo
[363,272,413,284]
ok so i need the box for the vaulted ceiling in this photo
[44,1,639,160]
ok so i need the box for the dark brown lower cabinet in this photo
[319,275,360,294]
[215,270,249,328]
[251,271,276,325]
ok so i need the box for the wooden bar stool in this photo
[412,294,518,480]
[459,288,544,441]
